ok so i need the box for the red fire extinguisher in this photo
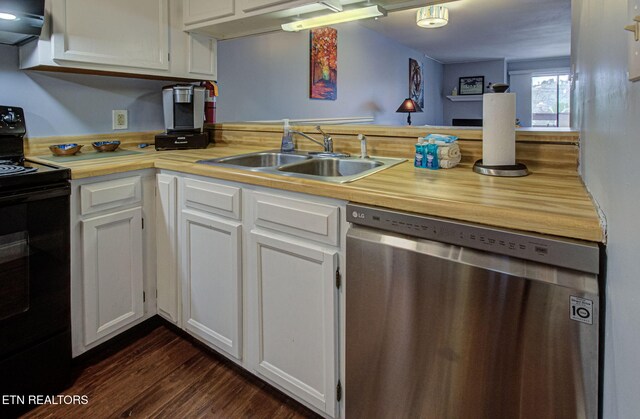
[201,81,218,124]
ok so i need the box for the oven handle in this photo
[0,183,70,205]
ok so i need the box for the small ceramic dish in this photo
[92,140,121,152]
[491,83,510,93]
[49,143,83,156]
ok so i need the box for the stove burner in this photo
[0,165,37,176]
[0,160,13,165]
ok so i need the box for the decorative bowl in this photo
[49,143,83,156]
[92,140,121,152]
[491,83,510,93]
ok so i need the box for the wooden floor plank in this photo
[113,353,215,418]
[153,359,245,418]
[22,324,319,419]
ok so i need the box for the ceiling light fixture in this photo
[0,12,17,21]
[416,5,448,28]
[281,5,387,32]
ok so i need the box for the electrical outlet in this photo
[112,110,128,130]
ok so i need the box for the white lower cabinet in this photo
[247,229,339,416]
[181,209,243,359]
[153,172,344,417]
[71,170,156,357]
[156,173,180,325]
[81,207,144,345]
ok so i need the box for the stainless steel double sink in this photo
[197,150,406,183]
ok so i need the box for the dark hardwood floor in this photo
[23,323,320,418]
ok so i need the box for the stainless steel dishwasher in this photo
[346,203,601,419]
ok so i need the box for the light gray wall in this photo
[572,0,640,417]
[442,59,506,125]
[216,22,444,126]
[0,44,166,138]
[507,56,571,127]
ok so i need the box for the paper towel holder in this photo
[473,160,529,177]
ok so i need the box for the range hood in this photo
[0,0,44,46]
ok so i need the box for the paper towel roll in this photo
[482,93,516,166]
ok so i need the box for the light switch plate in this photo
[112,110,128,130]
[629,2,640,81]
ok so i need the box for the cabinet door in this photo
[248,230,338,415]
[52,0,170,70]
[181,210,242,359]
[184,0,234,25]
[188,33,218,78]
[156,174,179,325]
[82,207,144,345]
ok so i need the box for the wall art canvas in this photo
[310,27,337,100]
[409,58,424,108]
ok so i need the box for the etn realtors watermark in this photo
[2,394,89,405]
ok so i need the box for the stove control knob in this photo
[2,112,19,125]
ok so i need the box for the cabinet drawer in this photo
[80,176,142,215]
[251,192,339,246]
[183,178,241,220]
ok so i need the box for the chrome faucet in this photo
[290,125,333,152]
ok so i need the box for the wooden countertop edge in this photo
[28,145,603,243]
[153,159,604,243]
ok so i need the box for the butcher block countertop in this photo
[25,126,604,243]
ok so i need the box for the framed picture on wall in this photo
[459,76,484,95]
[409,58,424,108]
[310,27,337,100]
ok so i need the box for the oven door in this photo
[0,183,70,359]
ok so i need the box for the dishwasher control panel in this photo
[347,204,599,274]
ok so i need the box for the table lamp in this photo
[396,98,422,125]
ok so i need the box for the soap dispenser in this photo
[281,119,294,152]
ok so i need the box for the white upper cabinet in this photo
[188,32,218,77]
[52,0,169,70]
[20,0,217,81]
[182,0,317,39]
[182,0,441,40]
[238,0,296,13]
[184,0,235,25]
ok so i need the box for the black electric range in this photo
[0,106,70,192]
[0,106,72,418]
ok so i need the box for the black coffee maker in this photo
[155,85,209,150]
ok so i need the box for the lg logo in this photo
[352,211,365,219]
